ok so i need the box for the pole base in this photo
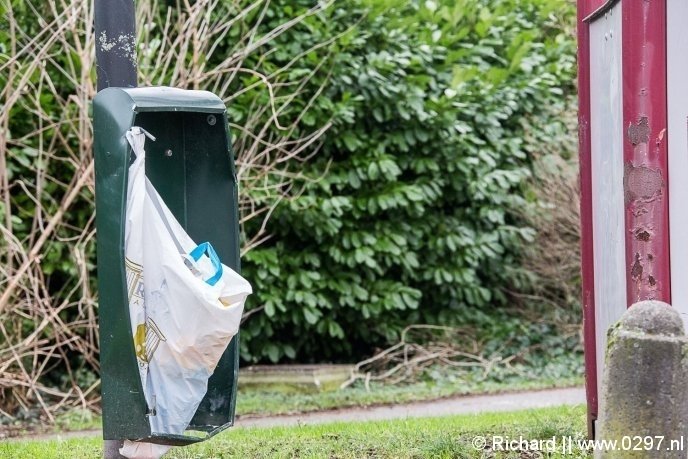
[103,439,125,459]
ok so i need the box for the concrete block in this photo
[597,300,688,458]
[238,364,354,393]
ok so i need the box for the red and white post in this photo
[577,0,682,437]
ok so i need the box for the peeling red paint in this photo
[657,128,666,143]
[634,229,651,242]
[627,116,650,145]
[631,253,644,280]
[622,0,670,305]
[624,163,663,203]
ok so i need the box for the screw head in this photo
[207,115,217,126]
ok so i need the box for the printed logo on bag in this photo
[134,318,167,365]
[126,258,145,301]
[126,258,167,366]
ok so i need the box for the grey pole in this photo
[94,0,137,91]
[103,439,125,459]
[94,1,137,457]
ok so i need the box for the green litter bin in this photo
[93,86,241,445]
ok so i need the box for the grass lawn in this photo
[4,405,589,458]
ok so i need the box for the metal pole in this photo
[94,1,136,456]
[94,0,138,91]
[103,439,125,459]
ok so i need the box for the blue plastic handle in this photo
[189,242,223,286]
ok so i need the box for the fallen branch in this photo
[342,324,518,389]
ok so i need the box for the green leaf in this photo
[303,308,319,325]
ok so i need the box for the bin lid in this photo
[98,86,226,114]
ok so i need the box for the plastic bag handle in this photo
[189,242,223,286]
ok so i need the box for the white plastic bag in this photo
[120,127,252,458]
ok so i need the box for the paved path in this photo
[235,387,586,428]
[8,387,585,441]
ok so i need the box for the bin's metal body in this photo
[94,86,241,445]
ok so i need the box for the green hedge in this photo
[239,0,577,362]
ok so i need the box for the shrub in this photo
[240,0,577,362]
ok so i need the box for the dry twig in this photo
[342,325,518,389]
[0,0,339,421]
